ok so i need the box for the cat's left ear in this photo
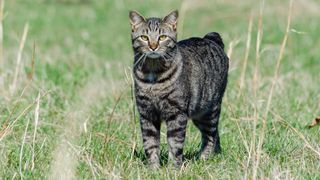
[162,10,178,31]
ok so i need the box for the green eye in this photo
[140,35,148,41]
[159,35,167,41]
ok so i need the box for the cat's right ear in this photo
[129,10,145,31]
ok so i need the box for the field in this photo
[0,0,319,179]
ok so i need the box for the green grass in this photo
[0,0,319,179]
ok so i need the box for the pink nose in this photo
[149,43,158,51]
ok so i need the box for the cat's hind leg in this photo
[192,106,221,159]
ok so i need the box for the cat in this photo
[129,10,229,168]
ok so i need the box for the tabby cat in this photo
[129,10,229,168]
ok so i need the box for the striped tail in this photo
[203,32,224,50]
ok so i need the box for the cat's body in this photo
[130,10,228,168]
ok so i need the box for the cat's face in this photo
[129,10,178,59]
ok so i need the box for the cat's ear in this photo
[162,10,178,31]
[129,10,146,31]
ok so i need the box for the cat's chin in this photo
[147,52,161,59]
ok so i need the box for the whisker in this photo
[134,52,141,58]
[134,54,146,69]
[139,55,147,70]
[161,54,168,61]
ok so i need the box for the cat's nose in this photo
[149,43,158,51]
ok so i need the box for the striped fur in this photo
[129,10,229,168]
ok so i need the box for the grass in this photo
[0,0,319,179]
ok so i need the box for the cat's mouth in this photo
[146,52,161,59]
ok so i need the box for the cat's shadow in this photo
[134,147,200,166]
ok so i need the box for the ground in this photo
[0,0,319,179]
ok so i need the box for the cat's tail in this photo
[203,32,224,50]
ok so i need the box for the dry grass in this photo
[0,0,4,69]
[11,23,28,94]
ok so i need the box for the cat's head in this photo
[129,10,178,59]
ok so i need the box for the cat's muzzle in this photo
[147,52,161,59]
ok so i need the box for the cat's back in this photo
[177,32,228,75]
[177,32,224,50]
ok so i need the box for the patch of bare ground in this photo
[49,77,110,179]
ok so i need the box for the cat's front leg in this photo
[165,113,188,167]
[139,112,161,169]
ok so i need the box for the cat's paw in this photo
[199,146,222,160]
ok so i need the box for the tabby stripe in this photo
[166,113,178,122]
[202,126,216,133]
[174,148,183,156]
[132,36,140,41]
[204,136,218,144]
[209,46,225,70]
[169,136,185,143]
[167,127,185,136]
[133,44,144,49]
[136,94,150,101]
[200,131,216,139]
[139,113,152,121]
[166,99,183,111]
[136,100,148,109]
[206,48,214,71]
[142,129,158,137]
[145,146,159,157]
[157,66,177,83]
[160,88,175,99]
[198,81,205,103]
[214,43,225,57]
[168,36,177,43]
[135,74,151,83]
[178,119,188,126]
[136,97,149,104]
[148,21,152,30]
[145,145,159,152]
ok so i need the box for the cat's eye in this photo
[140,35,149,41]
[159,35,167,41]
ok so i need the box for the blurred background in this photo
[0,0,319,179]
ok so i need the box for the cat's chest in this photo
[136,80,173,96]
[135,74,177,101]
[144,72,157,83]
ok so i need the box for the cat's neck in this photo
[141,57,171,73]
[138,47,179,73]
[134,48,181,83]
